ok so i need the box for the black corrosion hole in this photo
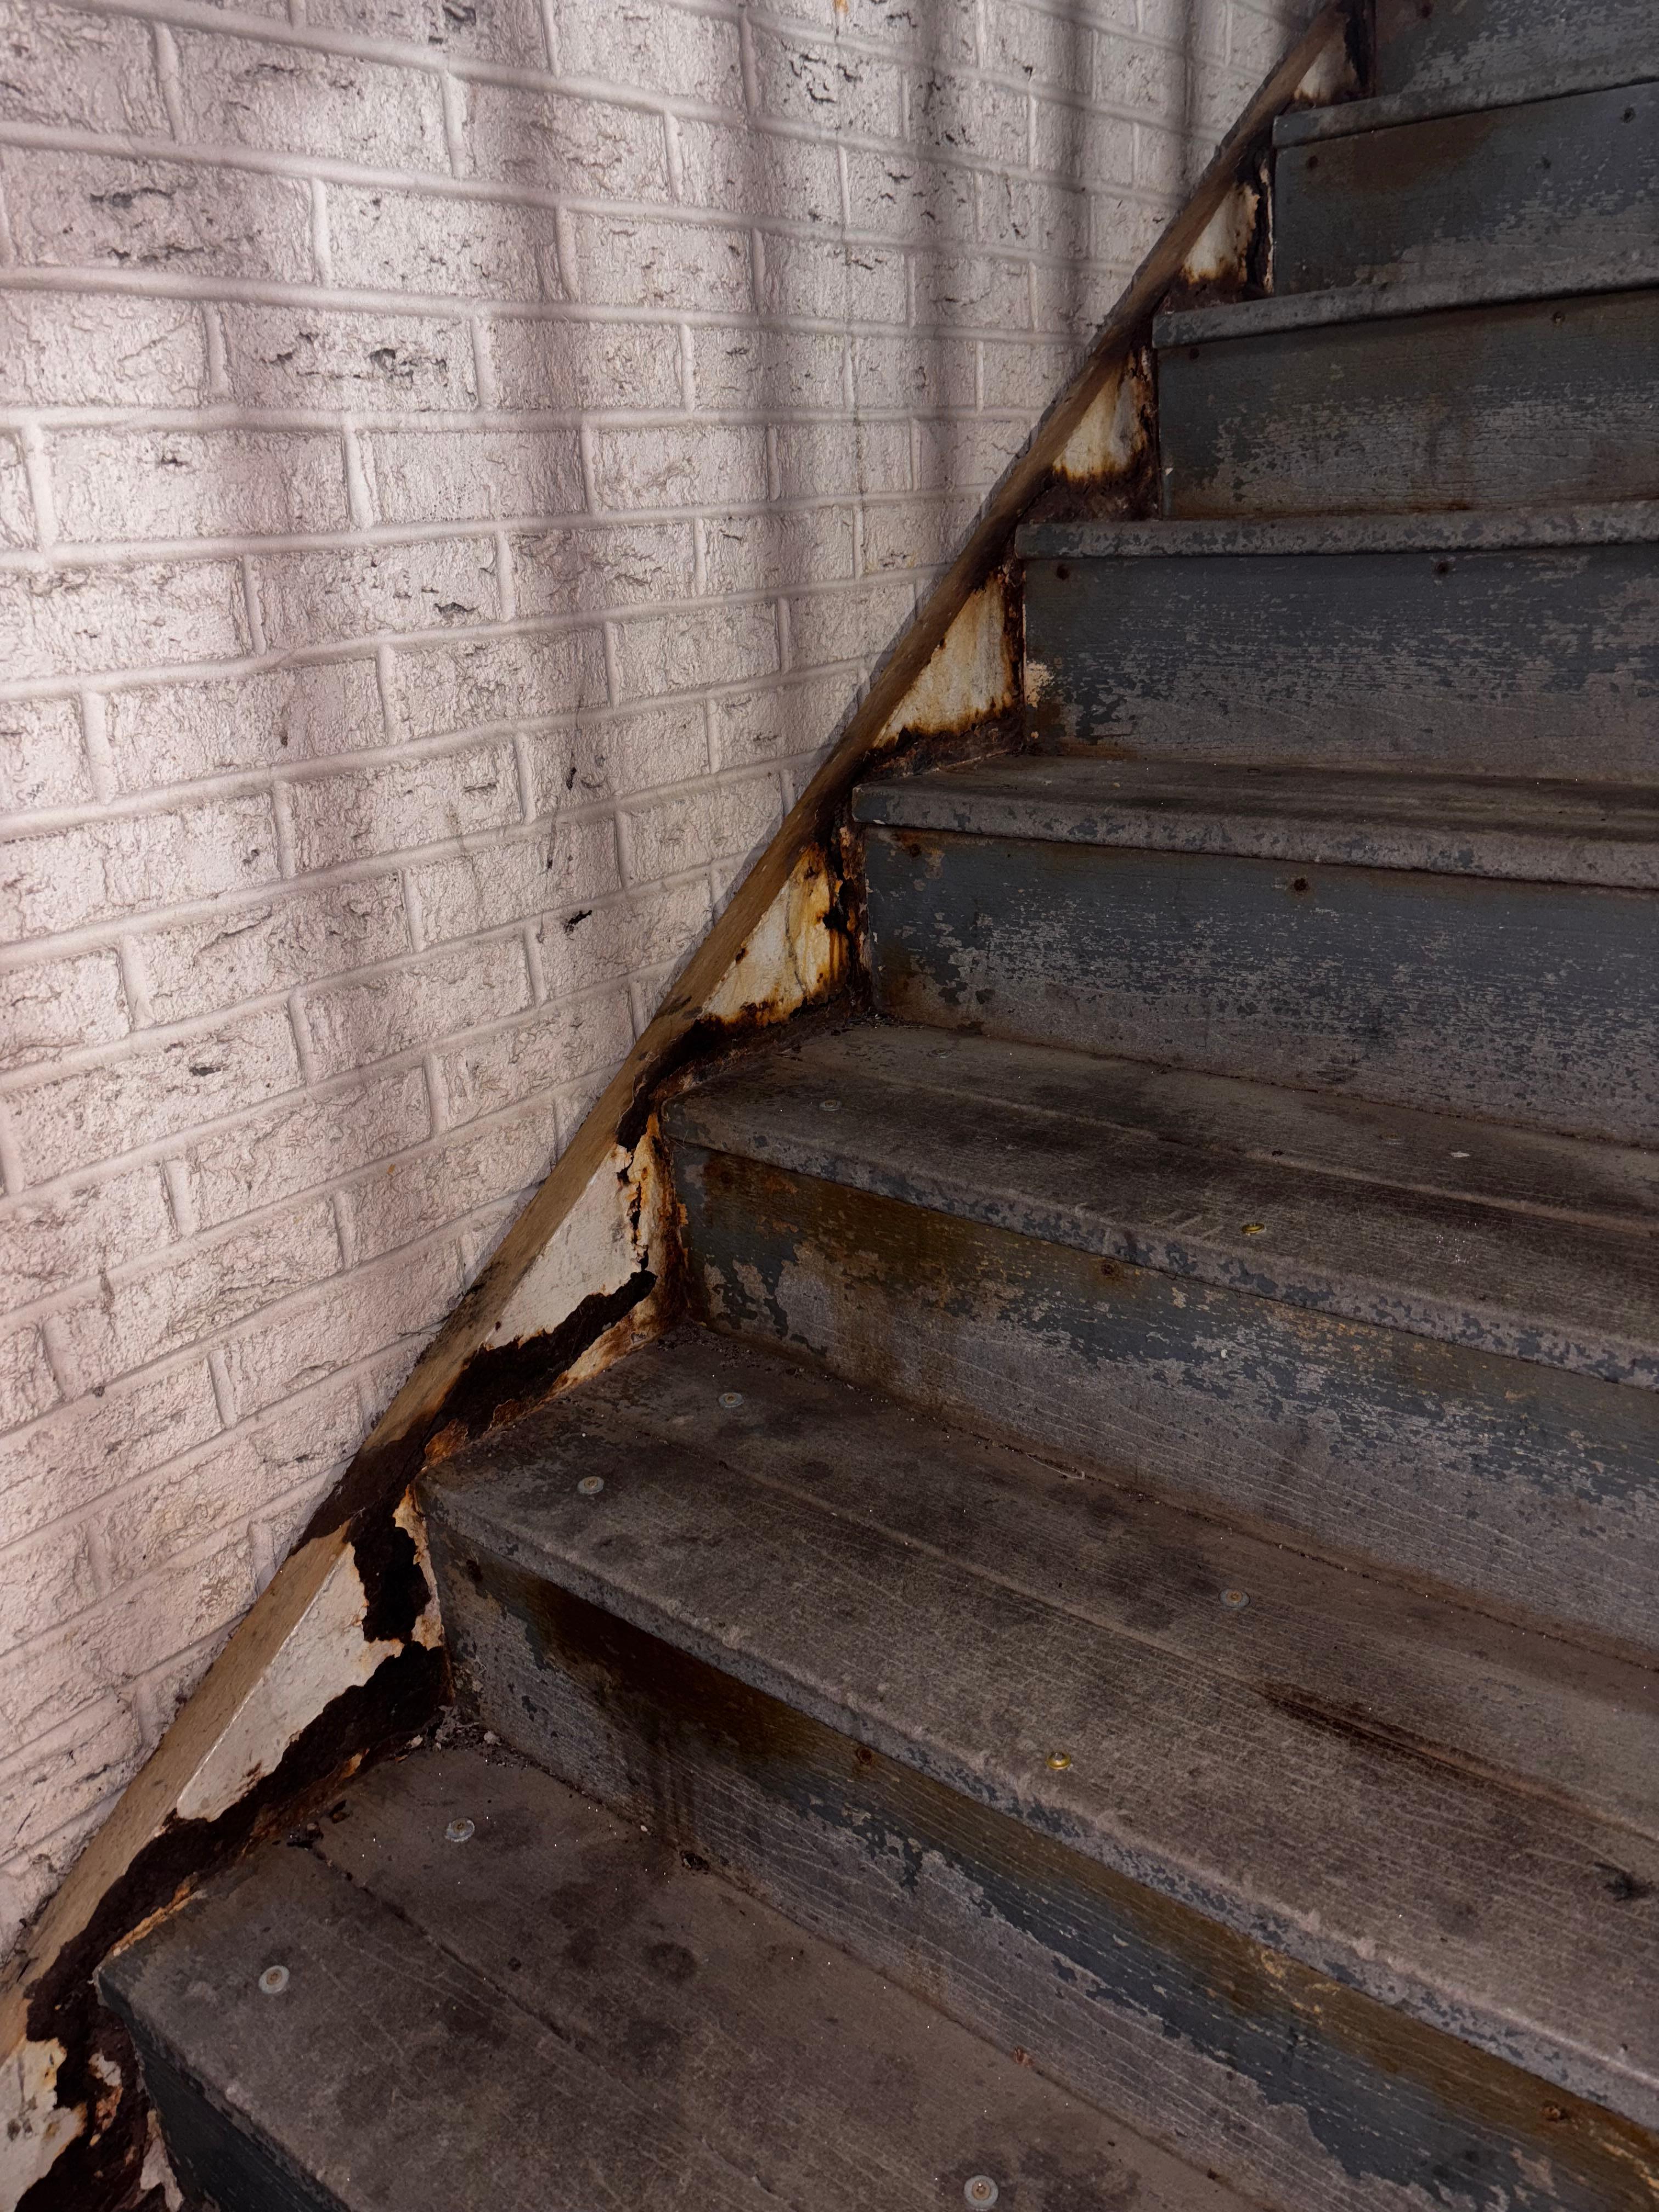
[1305,153,1318,171]
[1188,346,1201,362]
[1055,562,1071,580]
[1290,876,1310,895]
[1433,557,1452,576]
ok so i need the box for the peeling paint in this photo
[0,2040,79,2207]
[1053,355,1154,484]
[1180,180,1262,290]
[878,580,1017,744]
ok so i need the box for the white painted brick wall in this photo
[0,0,1304,1957]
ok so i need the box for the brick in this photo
[219,304,477,413]
[0,1323,60,1432]
[0,1165,173,1318]
[143,876,413,1027]
[393,626,607,738]
[916,409,1028,489]
[461,81,669,198]
[567,215,753,314]
[0,2,167,134]
[256,538,500,651]
[4,1006,302,1185]
[325,182,558,302]
[184,1063,430,1228]
[676,122,842,227]
[612,600,780,703]
[0,1700,143,1855]
[775,420,911,500]
[0,151,312,282]
[0,1517,101,1653]
[704,507,855,595]
[980,171,1090,259]
[487,315,682,413]
[860,488,979,572]
[622,770,781,882]
[299,934,532,1077]
[1137,0,1231,61]
[981,335,1079,409]
[834,0,977,60]
[551,3,743,108]
[0,294,206,412]
[103,1384,359,1590]
[1033,95,1136,185]
[511,523,696,618]
[0,950,129,1076]
[218,1235,463,1416]
[409,817,620,941]
[759,235,907,323]
[54,1199,342,1392]
[342,1107,555,1263]
[58,1533,256,1702]
[287,740,519,872]
[173,29,448,171]
[106,661,383,791]
[49,430,349,548]
[0,559,249,682]
[913,249,1031,330]
[364,427,584,524]
[306,0,547,65]
[787,575,915,669]
[988,1,1092,87]
[591,423,768,512]
[0,1796,114,1963]
[750,26,902,135]
[0,1367,219,1564]
[1096,31,1187,116]
[851,331,977,411]
[533,881,708,1000]
[690,326,847,414]
[437,988,634,1126]
[0,697,91,814]
[907,66,1030,165]
[715,671,853,770]
[524,703,709,815]
[1031,249,1129,334]
[0,436,33,550]
[846,148,976,241]
[1,793,279,940]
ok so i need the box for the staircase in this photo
[97,4,1659,2208]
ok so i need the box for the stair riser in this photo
[1273,83,1658,295]
[863,827,1659,1145]
[670,1144,1658,1653]
[1375,0,1657,100]
[1157,290,1659,517]
[430,1543,1655,2212]
[1022,543,1659,781]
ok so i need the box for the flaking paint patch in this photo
[0,2038,80,2204]
[702,849,843,1029]
[1054,357,1153,483]
[1181,182,1261,289]
[174,1544,413,1824]
[878,580,1016,743]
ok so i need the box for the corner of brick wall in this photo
[0,0,1302,1956]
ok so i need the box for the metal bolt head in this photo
[575,1474,605,1497]
[1221,1588,1249,1610]
[1242,1221,1267,1237]
[258,1965,289,1996]
[445,1818,475,1844]
[1046,1750,1072,1771]
[820,1098,842,1113]
[965,2177,1000,2207]
[719,1391,744,1409]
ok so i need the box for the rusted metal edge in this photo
[1018,500,1659,559]
[0,11,1359,2207]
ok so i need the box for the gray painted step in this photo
[857,811,1659,1144]
[1018,534,1659,780]
[420,1328,1659,2212]
[855,757,1659,889]
[1375,0,1658,102]
[101,1746,1216,2212]
[1156,287,1659,517]
[1271,81,1659,298]
[665,1024,1659,1649]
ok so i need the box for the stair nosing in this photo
[1153,266,1659,351]
[1274,58,1659,145]
[1015,501,1659,560]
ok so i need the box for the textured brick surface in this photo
[0,0,1300,1958]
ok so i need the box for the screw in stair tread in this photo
[100,1744,1245,2212]
[419,1329,1659,2208]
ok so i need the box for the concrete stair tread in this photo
[100,1746,1234,2212]
[421,1328,1659,2128]
[853,756,1659,889]
[666,1019,1659,1386]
